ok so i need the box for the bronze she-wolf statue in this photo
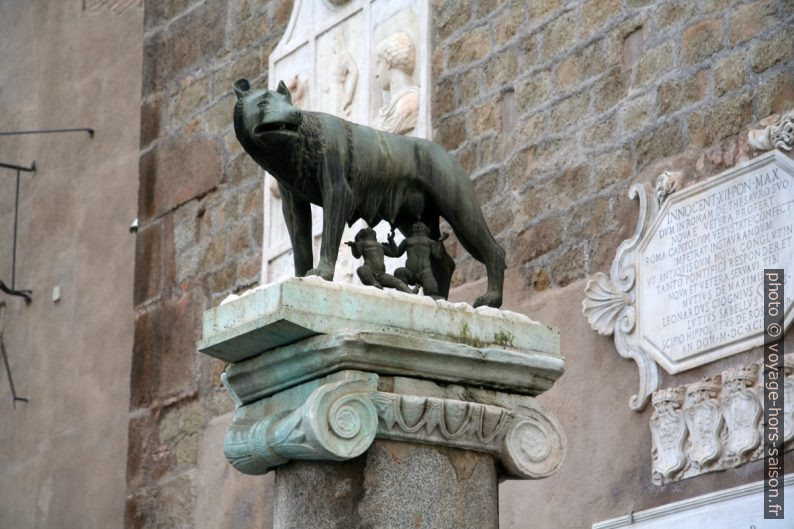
[233,78,505,308]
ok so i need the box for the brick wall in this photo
[127,0,793,527]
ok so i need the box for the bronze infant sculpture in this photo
[383,222,449,299]
[233,78,505,307]
[346,227,415,294]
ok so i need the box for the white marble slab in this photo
[199,276,560,363]
[583,151,794,410]
[594,474,793,528]
[637,152,794,372]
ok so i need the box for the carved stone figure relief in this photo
[648,355,793,485]
[285,74,308,109]
[261,0,431,286]
[374,32,419,134]
[321,32,358,119]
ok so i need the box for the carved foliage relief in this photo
[748,110,794,152]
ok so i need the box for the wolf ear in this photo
[276,80,293,103]
[233,78,250,99]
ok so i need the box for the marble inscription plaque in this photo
[638,153,794,372]
[583,151,794,410]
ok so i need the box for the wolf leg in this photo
[307,156,352,281]
[280,184,313,276]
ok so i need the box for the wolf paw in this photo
[306,264,335,281]
[473,292,502,308]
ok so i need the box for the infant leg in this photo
[378,273,415,294]
[394,267,416,286]
[357,265,383,288]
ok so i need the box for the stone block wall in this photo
[434,0,793,291]
[127,0,290,527]
[128,1,793,528]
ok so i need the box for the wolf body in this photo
[233,79,505,307]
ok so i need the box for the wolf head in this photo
[233,78,303,150]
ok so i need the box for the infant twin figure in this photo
[345,222,449,298]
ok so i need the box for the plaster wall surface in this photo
[451,275,794,527]
[0,1,143,527]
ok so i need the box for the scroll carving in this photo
[224,378,565,479]
[582,183,660,411]
[224,378,378,475]
[748,110,794,152]
[583,152,794,411]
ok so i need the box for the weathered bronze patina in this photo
[383,222,448,299]
[346,227,414,293]
[233,78,505,307]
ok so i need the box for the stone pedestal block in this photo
[199,278,566,528]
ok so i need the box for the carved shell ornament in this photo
[583,149,794,411]
[582,274,631,336]
[582,182,660,411]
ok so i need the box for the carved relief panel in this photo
[649,354,793,485]
[683,376,722,469]
[650,387,687,483]
[261,0,431,285]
